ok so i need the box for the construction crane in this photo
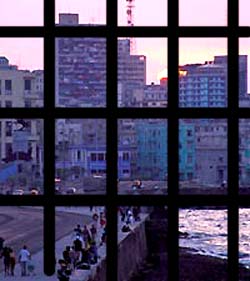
[126,0,136,54]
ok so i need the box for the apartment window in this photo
[5,143,12,159]
[5,101,12,108]
[5,80,12,92]
[122,152,129,161]
[98,153,104,161]
[187,154,193,164]
[24,79,31,91]
[90,153,97,161]
[24,100,32,108]
[5,121,12,137]
[77,150,81,160]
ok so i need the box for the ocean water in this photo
[239,209,250,267]
[179,208,250,267]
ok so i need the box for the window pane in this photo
[239,0,250,26]
[0,119,44,195]
[179,38,227,108]
[118,206,167,280]
[179,208,228,280]
[179,0,227,26]
[239,38,250,107]
[0,38,44,107]
[118,38,168,108]
[179,119,227,194]
[0,0,43,26]
[55,119,106,194]
[118,0,167,26]
[55,37,106,108]
[55,0,106,25]
[118,119,168,195]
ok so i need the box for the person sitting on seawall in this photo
[121,222,132,233]
[89,241,98,264]
[57,259,71,281]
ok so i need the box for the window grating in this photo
[0,0,247,280]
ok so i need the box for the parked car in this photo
[131,179,143,190]
[93,174,106,179]
[12,189,24,195]
[55,186,61,194]
[30,188,39,195]
[66,187,76,194]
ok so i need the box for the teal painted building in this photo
[179,121,196,181]
[135,119,167,180]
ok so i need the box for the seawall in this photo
[118,214,149,281]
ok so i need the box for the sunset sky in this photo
[0,0,249,89]
[0,38,44,71]
[0,0,43,26]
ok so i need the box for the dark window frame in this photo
[0,0,243,280]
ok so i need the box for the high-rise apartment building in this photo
[179,59,228,107]
[214,55,247,98]
[118,39,146,107]
[179,55,248,107]
[55,14,106,107]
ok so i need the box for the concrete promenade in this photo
[0,207,149,280]
[0,207,105,280]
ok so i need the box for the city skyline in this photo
[0,1,249,90]
[1,36,249,92]
[56,0,106,24]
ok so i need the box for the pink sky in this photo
[0,0,43,26]
[0,0,249,90]
[0,38,43,71]
[118,0,167,26]
[179,0,227,26]
[56,0,106,24]
[131,38,168,84]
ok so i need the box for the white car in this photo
[12,189,24,195]
[66,187,76,194]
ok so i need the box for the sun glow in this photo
[157,68,168,81]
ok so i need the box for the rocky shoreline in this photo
[128,247,250,281]
[179,247,250,281]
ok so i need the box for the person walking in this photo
[90,224,97,242]
[73,236,83,262]
[18,245,31,276]
[9,248,16,276]
[2,246,10,276]
[82,225,91,249]
[0,237,4,255]
[73,224,82,238]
